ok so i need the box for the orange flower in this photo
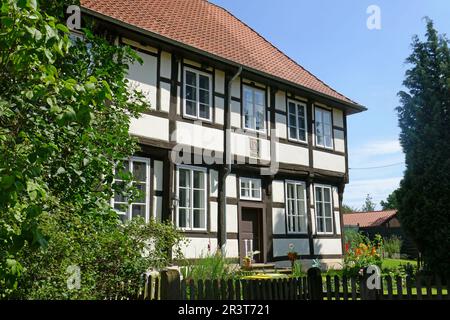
[371,247,377,256]
[355,248,362,256]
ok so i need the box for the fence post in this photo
[160,269,181,300]
[307,267,323,300]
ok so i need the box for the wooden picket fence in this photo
[109,268,450,300]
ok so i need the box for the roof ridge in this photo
[348,210,397,214]
[206,0,358,105]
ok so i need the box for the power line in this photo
[349,162,404,170]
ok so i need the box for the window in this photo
[287,100,307,142]
[177,166,207,230]
[183,68,212,121]
[243,86,266,132]
[285,181,307,234]
[240,178,262,201]
[315,107,333,148]
[315,185,333,234]
[112,157,151,223]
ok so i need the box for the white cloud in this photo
[343,176,402,210]
[351,139,402,157]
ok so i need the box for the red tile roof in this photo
[80,0,363,109]
[343,210,397,228]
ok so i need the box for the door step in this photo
[247,263,275,271]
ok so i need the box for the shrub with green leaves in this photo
[342,232,383,277]
[180,251,236,281]
[13,215,185,299]
[0,0,183,298]
[383,235,403,258]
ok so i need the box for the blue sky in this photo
[211,0,450,210]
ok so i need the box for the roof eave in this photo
[81,7,367,114]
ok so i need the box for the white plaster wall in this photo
[226,174,237,198]
[176,121,224,152]
[334,210,341,235]
[333,108,344,128]
[272,208,286,235]
[272,180,285,203]
[183,59,201,68]
[153,195,162,222]
[230,101,241,128]
[210,201,218,232]
[122,38,158,54]
[226,204,238,233]
[160,51,171,79]
[334,129,345,153]
[230,132,271,161]
[275,113,287,139]
[275,91,286,112]
[276,142,309,166]
[153,160,163,191]
[273,239,310,257]
[130,114,169,142]
[215,69,225,95]
[176,85,181,115]
[127,51,157,108]
[160,82,171,113]
[258,138,271,161]
[225,239,239,258]
[210,169,219,197]
[215,96,224,125]
[231,77,241,98]
[313,150,346,173]
[181,237,218,259]
[313,239,343,255]
[294,95,307,103]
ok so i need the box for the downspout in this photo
[219,66,242,253]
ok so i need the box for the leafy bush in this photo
[180,251,237,281]
[342,233,383,277]
[7,213,185,299]
[0,0,151,292]
[291,261,305,278]
[383,235,403,258]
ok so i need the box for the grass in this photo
[382,258,417,269]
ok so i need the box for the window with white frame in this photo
[112,157,151,223]
[240,178,262,201]
[315,107,333,148]
[315,185,333,234]
[177,166,207,230]
[285,181,307,233]
[183,68,212,121]
[287,100,307,142]
[243,86,265,132]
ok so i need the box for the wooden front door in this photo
[240,207,263,263]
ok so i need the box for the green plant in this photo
[342,232,383,277]
[11,215,186,299]
[383,235,403,258]
[0,0,176,297]
[396,18,450,277]
[180,251,235,281]
[291,261,304,278]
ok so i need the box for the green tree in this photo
[342,204,359,214]
[0,0,183,297]
[361,194,376,212]
[396,19,450,276]
[380,188,401,210]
